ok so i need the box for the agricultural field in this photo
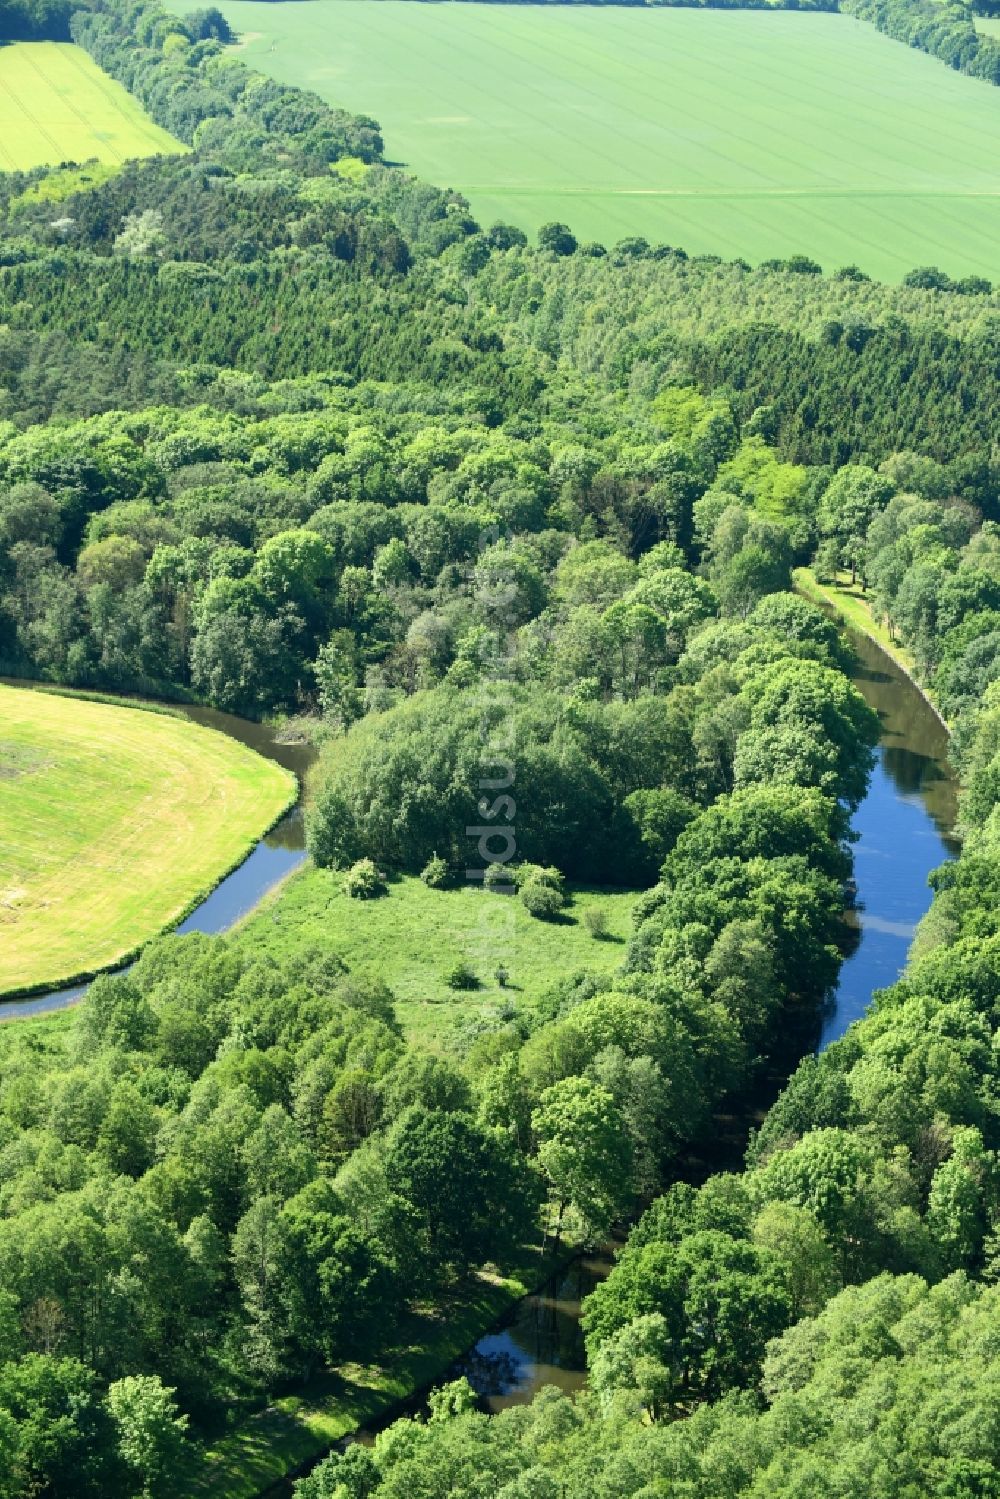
[0,684,295,996]
[0,41,182,171]
[237,867,638,1045]
[182,0,1000,282]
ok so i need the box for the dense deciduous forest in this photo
[0,0,71,40]
[3,0,1000,1494]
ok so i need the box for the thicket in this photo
[0,0,71,40]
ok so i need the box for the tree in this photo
[751,1201,838,1317]
[588,1312,673,1420]
[583,1230,792,1407]
[107,1376,190,1498]
[817,464,894,580]
[537,222,577,256]
[532,1077,632,1245]
[737,658,879,811]
[382,1107,536,1270]
[0,1354,116,1496]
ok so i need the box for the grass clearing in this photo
[0,683,295,996]
[179,0,1000,282]
[0,42,183,172]
[236,867,637,1046]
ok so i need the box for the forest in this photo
[2,0,1000,1494]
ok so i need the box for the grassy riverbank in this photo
[194,1245,570,1498]
[0,683,295,997]
[795,566,950,732]
[794,567,915,668]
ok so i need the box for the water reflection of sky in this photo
[176,837,306,936]
[819,635,958,1048]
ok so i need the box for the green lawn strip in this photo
[193,1246,570,1497]
[233,868,637,1047]
[794,565,918,667]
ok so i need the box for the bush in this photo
[514,863,566,898]
[521,878,565,922]
[420,854,451,889]
[344,858,384,899]
[483,861,515,894]
[583,906,609,940]
[445,960,479,991]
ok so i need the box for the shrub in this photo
[521,878,565,921]
[445,960,479,991]
[420,854,451,889]
[483,862,515,894]
[344,858,384,899]
[583,906,609,940]
[513,863,565,898]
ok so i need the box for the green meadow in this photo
[182,0,1000,281]
[0,42,182,171]
[236,868,638,1046]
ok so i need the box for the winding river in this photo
[0,631,963,1428]
[404,625,962,1415]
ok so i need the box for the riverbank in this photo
[194,1245,575,1498]
[794,567,950,733]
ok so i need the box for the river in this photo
[392,624,961,1418]
[1,635,962,1420]
[817,628,958,1046]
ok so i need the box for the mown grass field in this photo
[182,0,1000,281]
[0,684,295,996]
[0,42,183,171]
[237,867,637,1045]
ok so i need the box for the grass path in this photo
[0,42,183,171]
[0,684,295,996]
[178,1,1000,280]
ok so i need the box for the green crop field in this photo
[0,685,295,996]
[180,0,1000,281]
[0,42,183,171]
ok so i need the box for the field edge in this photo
[0,685,299,1004]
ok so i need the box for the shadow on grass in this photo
[193,1246,567,1497]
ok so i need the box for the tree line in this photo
[0,0,70,40]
